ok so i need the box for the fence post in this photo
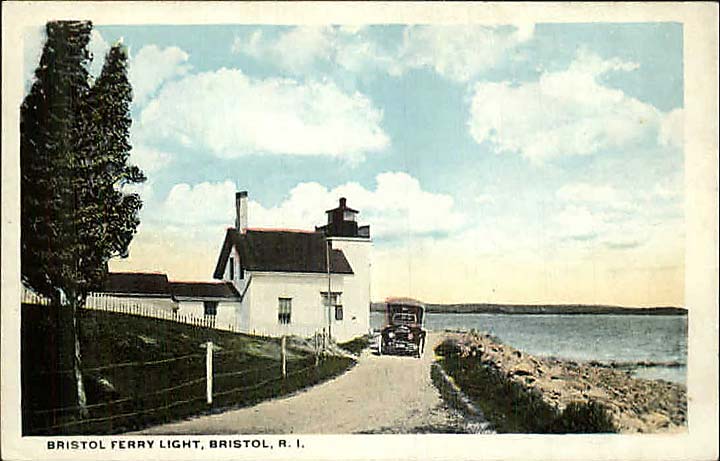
[281,336,287,379]
[314,332,320,367]
[206,341,213,405]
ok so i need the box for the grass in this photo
[434,339,616,433]
[337,335,370,355]
[22,304,354,435]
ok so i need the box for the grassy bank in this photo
[434,338,616,433]
[338,335,370,355]
[22,304,354,435]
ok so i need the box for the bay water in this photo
[370,311,687,384]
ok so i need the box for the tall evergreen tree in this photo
[20,21,145,419]
[75,43,145,287]
[21,21,92,302]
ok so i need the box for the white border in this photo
[2,2,718,460]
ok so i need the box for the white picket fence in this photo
[21,286,325,339]
[21,287,51,306]
[86,293,231,331]
[21,286,237,332]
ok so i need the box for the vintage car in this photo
[377,298,427,358]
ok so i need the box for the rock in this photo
[137,334,157,345]
[83,374,120,403]
[448,331,686,434]
[642,412,671,430]
[511,363,535,377]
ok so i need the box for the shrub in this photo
[435,341,617,434]
[435,338,462,357]
[338,335,370,355]
[552,401,616,433]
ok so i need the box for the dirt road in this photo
[135,333,485,434]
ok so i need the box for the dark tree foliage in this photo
[20,21,145,418]
[74,43,145,290]
[21,21,93,304]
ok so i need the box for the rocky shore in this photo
[436,331,686,433]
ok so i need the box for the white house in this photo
[90,272,179,312]
[89,272,242,329]
[212,192,372,342]
[170,281,243,331]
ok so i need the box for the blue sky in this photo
[25,22,685,305]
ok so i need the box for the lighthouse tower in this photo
[316,198,372,340]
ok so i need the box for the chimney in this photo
[339,197,347,208]
[235,191,248,233]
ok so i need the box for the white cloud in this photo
[23,28,116,88]
[551,176,684,253]
[149,173,464,239]
[549,200,673,251]
[474,194,494,205]
[156,181,237,226]
[249,172,466,238]
[513,22,535,43]
[121,180,154,202]
[113,177,681,306]
[396,25,532,82]
[136,68,389,160]
[129,45,192,107]
[24,27,109,90]
[23,26,45,87]
[233,26,399,77]
[233,28,334,74]
[128,143,173,173]
[87,29,111,80]
[557,178,683,216]
[556,183,619,203]
[553,205,605,241]
[648,177,683,201]
[468,49,669,162]
[231,24,532,82]
[659,108,683,148]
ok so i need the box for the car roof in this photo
[385,297,425,308]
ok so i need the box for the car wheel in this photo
[417,338,425,358]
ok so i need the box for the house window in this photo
[229,257,234,280]
[278,298,292,324]
[321,292,343,321]
[204,301,218,316]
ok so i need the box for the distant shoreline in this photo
[370,303,687,316]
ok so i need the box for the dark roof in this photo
[325,197,358,213]
[101,272,172,297]
[213,229,354,278]
[170,282,240,299]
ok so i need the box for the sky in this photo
[24,22,685,306]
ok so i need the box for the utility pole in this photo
[325,237,332,340]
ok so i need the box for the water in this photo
[371,312,687,385]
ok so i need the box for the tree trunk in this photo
[56,289,88,419]
[72,299,88,418]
